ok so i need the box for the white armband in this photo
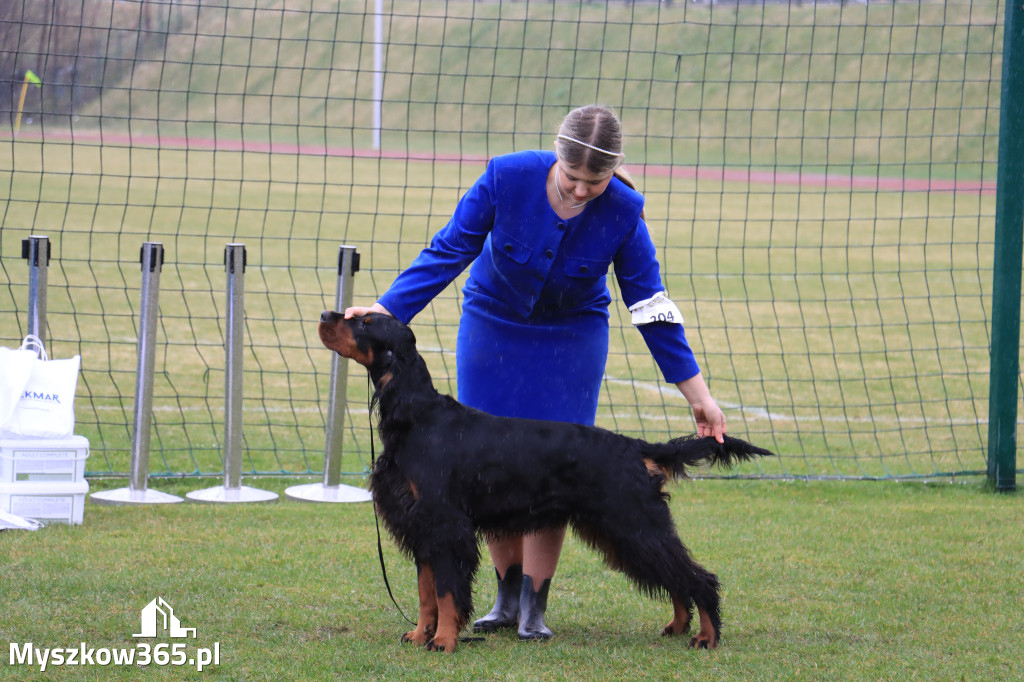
[628,291,684,326]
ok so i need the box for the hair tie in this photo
[556,134,624,159]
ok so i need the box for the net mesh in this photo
[0,0,1014,480]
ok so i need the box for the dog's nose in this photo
[320,310,332,323]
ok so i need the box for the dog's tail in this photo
[642,434,774,479]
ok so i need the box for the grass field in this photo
[1,477,1021,680]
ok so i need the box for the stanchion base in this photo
[91,487,185,505]
[185,485,279,504]
[284,482,372,503]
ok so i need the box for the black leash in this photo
[365,375,484,644]
[368,375,418,627]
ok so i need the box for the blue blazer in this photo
[378,150,701,383]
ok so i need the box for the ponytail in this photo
[613,165,646,221]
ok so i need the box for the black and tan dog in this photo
[318,311,773,652]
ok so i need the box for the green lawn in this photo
[1,478,1021,680]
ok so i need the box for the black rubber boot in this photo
[472,563,523,632]
[518,574,553,641]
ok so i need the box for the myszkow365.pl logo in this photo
[8,597,221,673]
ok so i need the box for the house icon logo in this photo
[133,597,197,638]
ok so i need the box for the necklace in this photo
[554,167,589,210]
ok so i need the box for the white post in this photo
[187,244,278,504]
[286,246,371,503]
[22,236,49,348]
[92,243,184,505]
[372,0,384,150]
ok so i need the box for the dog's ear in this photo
[372,349,400,388]
[396,330,417,355]
[387,316,416,344]
[380,316,417,353]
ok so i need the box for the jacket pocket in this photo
[564,256,608,279]
[492,230,533,265]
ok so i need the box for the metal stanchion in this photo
[187,244,277,504]
[93,243,183,505]
[22,236,50,346]
[286,246,371,503]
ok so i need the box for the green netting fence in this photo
[1,0,1020,484]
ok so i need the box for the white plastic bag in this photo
[0,509,42,531]
[0,338,39,427]
[1,335,81,439]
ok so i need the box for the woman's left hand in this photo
[675,374,726,443]
[690,397,726,443]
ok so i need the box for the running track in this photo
[4,129,996,194]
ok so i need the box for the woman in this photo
[346,105,726,640]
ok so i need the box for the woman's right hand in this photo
[344,302,392,319]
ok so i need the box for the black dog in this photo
[318,311,773,652]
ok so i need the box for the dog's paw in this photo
[401,629,432,647]
[688,634,718,649]
[662,617,691,637]
[426,636,457,653]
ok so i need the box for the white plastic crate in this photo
[0,436,90,483]
[0,480,89,525]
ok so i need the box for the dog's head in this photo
[318,311,417,374]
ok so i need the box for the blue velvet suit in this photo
[377,150,701,425]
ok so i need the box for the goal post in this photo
[988,0,1024,492]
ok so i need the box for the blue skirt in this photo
[456,295,609,426]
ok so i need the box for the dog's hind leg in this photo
[663,580,720,649]
[663,593,694,637]
[689,600,719,649]
[401,562,439,647]
[682,562,722,649]
[575,502,722,648]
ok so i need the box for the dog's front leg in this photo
[401,562,438,647]
[426,589,461,653]
[425,585,462,651]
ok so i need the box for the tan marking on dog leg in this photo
[688,604,718,649]
[662,594,692,636]
[427,592,460,653]
[401,564,438,647]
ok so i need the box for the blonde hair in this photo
[556,105,643,219]
[556,105,623,175]
[612,164,645,221]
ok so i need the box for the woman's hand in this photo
[344,302,392,319]
[690,397,726,443]
[675,374,726,443]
